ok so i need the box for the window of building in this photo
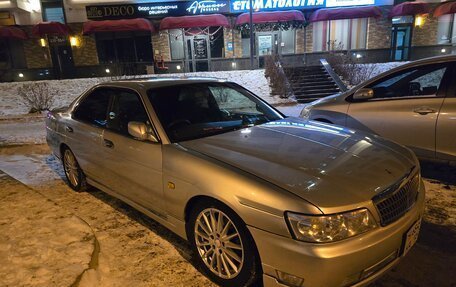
[209,27,224,58]
[437,14,456,44]
[0,39,26,69]
[313,18,368,51]
[241,32,251,57]
[281,29,295,54]
[96,32,153,63]
[41,0,65,23]
[169,29,185,60]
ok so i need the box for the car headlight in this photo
[299,105,313,119]
[286,209,377,243]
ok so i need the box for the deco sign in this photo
[86,0,230,19]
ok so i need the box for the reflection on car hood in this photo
[180,118,415,210]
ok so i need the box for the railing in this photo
[320,58,348,92]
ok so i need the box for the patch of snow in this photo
[0,70,294,117]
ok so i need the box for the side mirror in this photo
[128,121,158,142]
[353,88,374,100]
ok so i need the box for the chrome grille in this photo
[373,173,420,226]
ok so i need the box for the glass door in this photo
[185,35,210,72]
[257,32,279,68]
[391,25,412,61]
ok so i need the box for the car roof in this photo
[96,76,229,90]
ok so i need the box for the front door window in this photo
[185,35,210,72]
[391,25,412,61]
[258,35,273,56]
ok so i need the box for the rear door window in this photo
[73,88,112,127]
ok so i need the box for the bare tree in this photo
[17,82,56,113]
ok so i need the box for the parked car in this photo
[300,55,456,163]
[46,78,424,287]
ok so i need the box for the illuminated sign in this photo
[86,0,230,19]
[230,0,325,13]
[325,0,375,7]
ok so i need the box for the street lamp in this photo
[249,0,254,70]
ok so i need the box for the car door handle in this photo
[413,107,437,115]
[103,139,114,148]
[65,126,73,133]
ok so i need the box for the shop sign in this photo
[86,1,230,20]
[230,0,383,12]
[230,0,325,12]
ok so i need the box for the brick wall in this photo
[412,14,438,46]
[68,23,99,66]
[296,28,305,53]
[152,32,171,61]
[223,28,243,58]
[367,6,392,49]
[305,24,313,53]
[22,27,52,69]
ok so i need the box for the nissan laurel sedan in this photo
[300,55,456,163]
[46,78,425,287]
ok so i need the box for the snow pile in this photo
[0,70,294,117]
[0,172,95,287]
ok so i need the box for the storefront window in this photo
[209,27,224,58]
[313,18,368,51]
[437,14,455,44]
[42,0,65,23]
[169,29,185,60]
[0,39,26,69]
[96,32,153,63]
[0,41,8,69]
[242,32,251,57]
[281,29,295,54]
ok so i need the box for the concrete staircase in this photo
[284,64,341,103]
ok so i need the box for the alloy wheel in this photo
[194,208,244,279]
[64,149,79,187]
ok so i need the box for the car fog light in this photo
[276,270,304,287]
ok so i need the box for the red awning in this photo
[434,1,456,17]
[0,26,28,40]
[83,18,155,35]
[32,22,71,37]
[235,10,305,25]
[389,1,430,17]
[309,6,382,22]
[159,14,230,30]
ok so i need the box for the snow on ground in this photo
[0,171,95,287]
[0,146,455,287]
[0,148,216,287]
[0,70,294,117]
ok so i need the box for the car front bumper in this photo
[249,182,425,287]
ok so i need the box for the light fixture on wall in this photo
[231,61,237,68]
[39,38,47,47]
[105,68,110,74]
[414,15,425,28]
[18,73,24,78]
[441,48,447,53]
[69,36,80,47]
[176,65,181,70]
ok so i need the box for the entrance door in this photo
[185,35,210,72]
[257,32,279,68]
[50,43,75,79]
[391,25,412,61]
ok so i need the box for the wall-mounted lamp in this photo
[355,54,362,59]
[176,65,181,70]
[69,36,80,47]
[39,38,47,47]
[105,68,110,74]
[441,48,447,53]
[231,61,237,68]
[414,15,425,28]
[18,73,24,78]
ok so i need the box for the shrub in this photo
[17,82,56,113]
[324,41,378,87]
[264,54,293,98]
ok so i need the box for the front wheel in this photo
[188,201,261,287]
[62,147,87,192]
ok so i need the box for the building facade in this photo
[0,0,455,81]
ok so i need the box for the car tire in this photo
[188,200,261,287]
[62,147,87,192]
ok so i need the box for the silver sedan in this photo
[301,55,456,163]
[46,78,424,287]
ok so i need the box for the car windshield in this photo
[147,82,283,142]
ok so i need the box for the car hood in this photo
[180,118,416,211]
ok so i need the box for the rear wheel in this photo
[188,200,260,287]
[62,147,87,192]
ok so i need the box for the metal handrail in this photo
[320,58,348,92]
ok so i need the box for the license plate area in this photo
[401,219,421,256]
